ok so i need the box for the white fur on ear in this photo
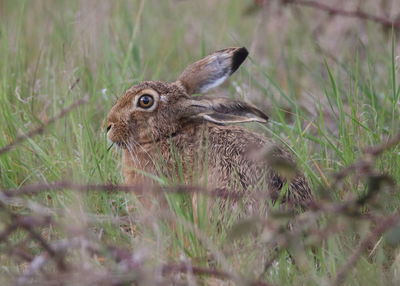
[198,74,229,93]
[200,113,267,125]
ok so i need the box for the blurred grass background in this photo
[1,0,400,285]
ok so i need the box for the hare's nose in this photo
[106,124,113,133]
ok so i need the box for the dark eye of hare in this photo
[138,94,154,109]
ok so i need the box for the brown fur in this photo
[106,47,312,209]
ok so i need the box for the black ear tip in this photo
[231,47,249,74]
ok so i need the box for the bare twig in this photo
[18,236,275,286]
[0,224,17,242]
[333,132,400,183]
[163,262,275,286]
[162,263,232,281]
[282,0,400,29]
[16,255,48,285]
[332,210,400,286]
[0,96,88,155]
[16,237,99,285]
[1,180,244,200]
[0,201,67,272]
[364,132,400,156]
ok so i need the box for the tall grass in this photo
[1,0,400,285]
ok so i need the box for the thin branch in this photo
[161,263,232,281]
[332,210,400,286]
[163,262,275,286]
[18,237,275,286]
[363,132,400,156]
[283,0,400,29]
[333,132,400,182]
[0,201,68,271]
[16,237,99,285]
[0,96,88,155]
[1,180,244,200]
[0,224,17,242]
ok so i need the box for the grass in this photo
[1,0,400,285]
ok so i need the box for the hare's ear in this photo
[177,47,248,95]
[184,96,268,125]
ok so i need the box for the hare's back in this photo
[205,125,275,187]
[205,125,312,206]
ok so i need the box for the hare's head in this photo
[106,47,268,148]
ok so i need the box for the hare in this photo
[106,47,312,209]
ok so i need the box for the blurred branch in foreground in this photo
[252,0,400,30]
[333,209,400,286]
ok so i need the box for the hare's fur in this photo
[107,47,312,208]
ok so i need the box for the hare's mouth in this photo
[107,139,126,149]
[107,130,130,149]
[106,132,129,149]
[114,141,126,148]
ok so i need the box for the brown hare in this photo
[106,47,312,209]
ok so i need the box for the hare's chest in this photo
[155,139,208,183]
[122,147,158,185]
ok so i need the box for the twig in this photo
[0,96,88,155]
[18,237,275,286]
[332,210,400,286]
[258,250,280,279]
[16,255,48,285]
[162,263,231,280]
[161,263,275,286]
[0,201,68,271]
[16,237,99,285]
[0,224,17,242]
[363,132,400,156]
[333,132,400,182]
[282,0,400,30]
[1,180,244,200]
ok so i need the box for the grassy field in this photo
[1,0,400,285]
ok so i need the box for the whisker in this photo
[131,137,158,168]
[107,143,114,152]
[124,139,139,166]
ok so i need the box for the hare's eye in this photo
[138,94,154,109]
